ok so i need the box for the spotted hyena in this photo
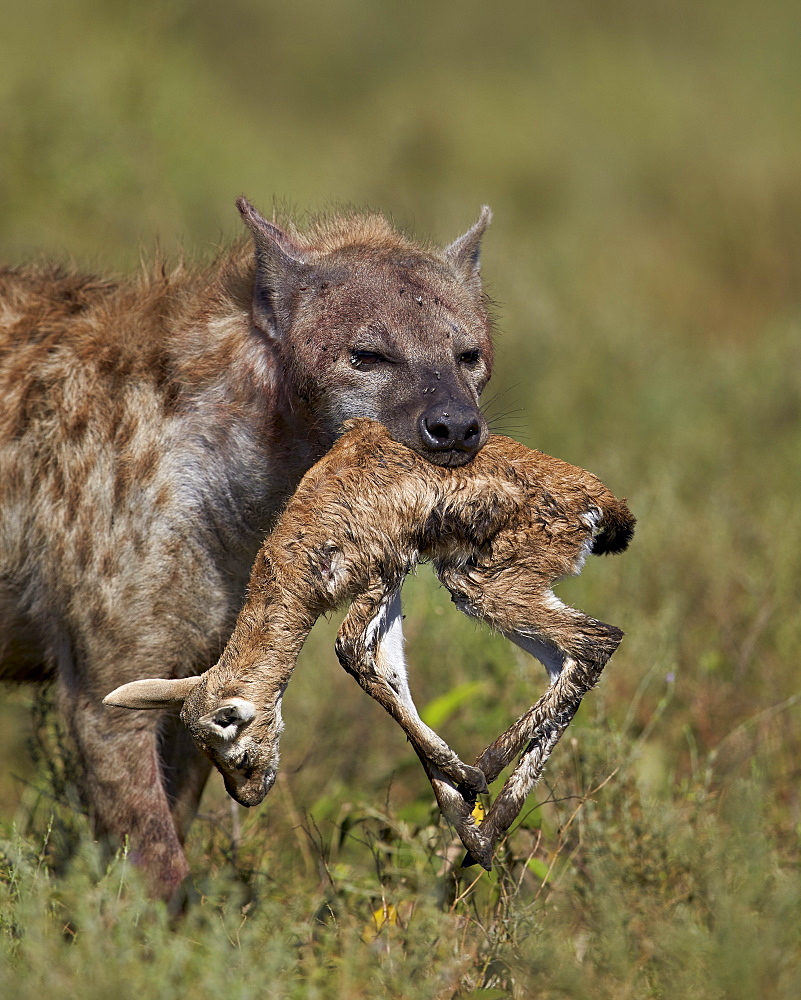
[0,198,493,896]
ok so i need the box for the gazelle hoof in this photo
[456,764,489,798]
[461,845,493,871]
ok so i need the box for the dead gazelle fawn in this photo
[107,419,635,868]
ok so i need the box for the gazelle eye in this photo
[350,350,386,370]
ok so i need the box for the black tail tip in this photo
[592,506,636,556]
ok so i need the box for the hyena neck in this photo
[166,255,327,546]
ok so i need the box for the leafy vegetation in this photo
[2,0,800,996]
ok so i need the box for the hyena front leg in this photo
[61,679,191,899]
[334,586,488,799]
[158,712,213,842]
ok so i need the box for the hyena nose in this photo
[419,402,484,454]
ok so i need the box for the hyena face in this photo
[239,199,494,466]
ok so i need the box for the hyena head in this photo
[238,198,494,467]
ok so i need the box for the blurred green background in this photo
[2,1,800,996]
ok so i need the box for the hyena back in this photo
[0,200,494,897]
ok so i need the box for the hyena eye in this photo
[350,350,387,370]
[235,751,251,771]
[459,349,481,367]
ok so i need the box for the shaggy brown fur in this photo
[107,419,634,870]
[0,200,494,897]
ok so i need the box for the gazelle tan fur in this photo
[106,418,634,869]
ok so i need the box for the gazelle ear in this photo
[196,698,257,742]
[443,206,492,281]
[103,675,202,710]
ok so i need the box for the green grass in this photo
[2,0,801,995]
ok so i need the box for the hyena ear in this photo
[444,206,492,282]
[103,675,202,710]
[237,196,311,341]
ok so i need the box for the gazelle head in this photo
[103,672,287,807]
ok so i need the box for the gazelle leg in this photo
[464,640,620,864]
[414,748,494,870]
[475,636,617,784]
[335,587,488,797]
[444,582,623,783]
[466,693,581,864]
[442,580,624,863]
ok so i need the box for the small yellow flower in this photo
[362,902,398,943]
